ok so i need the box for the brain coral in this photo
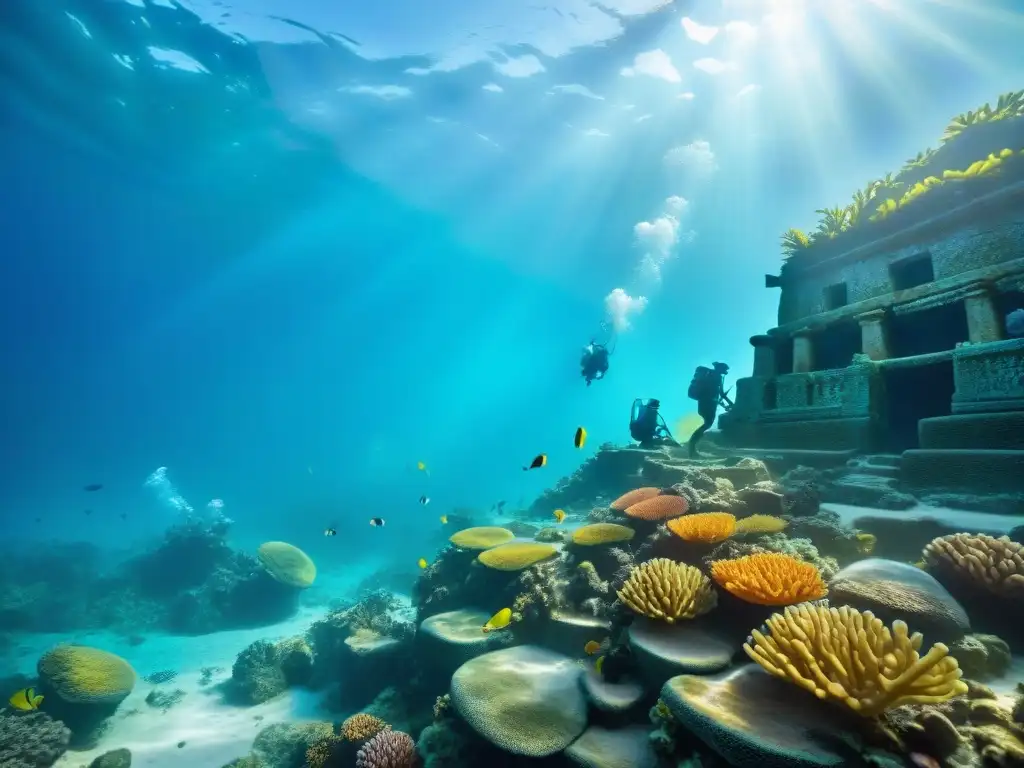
[449,526,515,550]
[355,729,417,768]
[477,542,557,571]
[626,495,688,521]
[710,552,827,606]
[450,645,587,757]
[572,523,635,546]
[667,512,736,544]
[734,514,788,535]
[923,533,1024,597]
[341,713,390,743]
[745,603,968,716]
[37,645,136,706]
[257,541,317,588]
[610,487,661,511]
[617,558,716,623]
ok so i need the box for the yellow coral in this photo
[341,713,390,742]
[710,552,827,606]
[616,558,716,623]
[666,512,736,544]
[923,533,1024,597]
[305,738,336,768]
[572,523,635,546]
[257,541,317,588]
[477,542,558,571]
[449,526,515,550]
[37,645,136,705]
[745,603,968,716]
[734,515,788,535]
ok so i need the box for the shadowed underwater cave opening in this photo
[881,360,954,451]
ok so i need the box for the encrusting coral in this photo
[616,558,716,623]
[923,533,1024,597]
[355,729,418,768]
[610,487,661,511]
[666,512,736,544]
[572,523,635,546]
[745,604,968,717]
[625,495,689,521]
[711,552,827,606]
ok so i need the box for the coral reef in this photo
[0,710,71,767]
[228,637,312,705]
[256,542,317,588]
[924,533,1024,597]
[356,730,418,768]
[617,558,717,623]
[476,542,558,571]
[710,553,828,606]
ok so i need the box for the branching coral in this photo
[616,558,716,623]
[625,495,688,521]
[342,714,391,743]
[923,533,1024,597]
[666,512,736,544]
[710,552,827,606]
[744,604,968,717]
[356,729,418,768]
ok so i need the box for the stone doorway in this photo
[880,360,955,451]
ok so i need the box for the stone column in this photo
[857,309,890,361]
[792,331,814,373]
[963,285,1003,344]
[749,335,776,377]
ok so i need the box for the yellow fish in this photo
[417,461,426,471]
[9,687,43,711]
[418,558,428,569]
[482,607,512,633]
[553,509,566,524]
[439,515,448,524]
[583,640,601,655]
[574,426,587,449]
[595,655,605,675]
[855,532,876,555]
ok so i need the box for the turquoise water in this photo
[2,1,1024,766]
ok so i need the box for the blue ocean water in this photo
[2,0,1024,765]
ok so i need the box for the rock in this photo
[661,665,858,768]
[565,724,659,768]
[949,634,1012,680]
[579,667,645,714]
[418,609,496,675]
[737,486,785,517]
[826,475,916,509]
[450,645,587,757]
[541,611,611,657]
[90,748,132,767]
[230,641,286,705]
[0,710,71,767]
[535,527,569,543]
[827,558,970,643]
[251,722,333,768]
[628,617,736,686]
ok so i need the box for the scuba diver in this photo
[629,398,676,447]
[580,323,615,386]
[686,361,733,458]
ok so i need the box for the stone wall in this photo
[951,337,1024,414]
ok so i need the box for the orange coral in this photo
[341,713,391,743]
[610,487,661,511]
[667,512,736,544]
[626,494,688,521]
[710,552,827,606]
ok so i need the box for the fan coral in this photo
[572,523,635,546]
[616,558,716,623]
[745,604,968,716]
[256,541,317,588]
[342,713,391,743]
[356,729,418,768]
[923,533,1024,597]
[449,527,515,550]
[666,512,736,544]
[610,487,661,511]
[477,542,558,571]
[38,645,137,705]
[626,495,688,521]
[710,552,827,606]
[734,515,788,535]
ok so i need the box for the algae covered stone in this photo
[449,526,515,550]
[628,617,735,683]
[661,666,857,768]
[38,645,136,706]
[572,523,635,546]
[450,645,587,757]
[579,668,644,714]
[257,542,316,588]
[477,542,558,571]
[566,724,659,768]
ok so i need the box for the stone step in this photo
[727,448,858,470]
[843,462,902,479]
[862,453,903,468]
[919,412,1024,450]
[902,449,1024,493]
[825,473,916,509]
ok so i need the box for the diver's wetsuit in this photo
[581,345,609,386]
[688,372,732,457]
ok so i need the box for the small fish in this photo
[496,501,506,512]
[83,483,103,492]
[418,558,428,569]
[482,607,512,633]
[417,461,427,471]
[324,527,337,537]
[9,687,43,711]
[594,655,605,675]
[583,640,601,655]
[574,426,587,449]
[419,496,430,506]
[369,517,386,527]
[523,454,547,471]
[553,509,566,524]
[439,515,448,524]
[855,532,876,555]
